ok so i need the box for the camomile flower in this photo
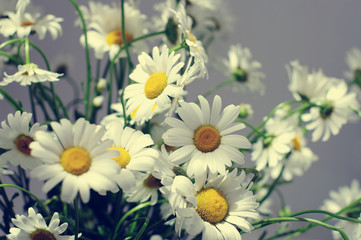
[221,44,265,95]
[171,170,259,239]
[162,95,251,180]
[0,9,63,40]
[345,48,361,100]
[7,207,79,240]
[85,2,148,59]
[0,111,46,169]
[251,112,295,171]
[124,45,185,124]
[104,120,159,191]
[302,81,358,142]
[30,118,120,203]
[321,180,361,240]
[1,63,63,86]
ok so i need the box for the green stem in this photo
[259,165,285,205]
[121,0,133,72]
[0,180,15,226]
[201,78,236,100]
[0,39,24,51]
[74,195,79,240]
[237,118,261,135]
[0,51,20,63]
[168,43,186,54]
[289,209,361,224]
[0,88,24,111]
[67,0,93,120]
[24,38,30,64]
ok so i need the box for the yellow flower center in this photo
[60,147,91,176]
[31,229,56,240]
[106,30,133,46]
[292,136,302,151]
[143,174,162,189]
[109,146,130,168]
[196,188,228,224]
[14,134,33,156]
[194,125,221,153]
[144,72,168,99]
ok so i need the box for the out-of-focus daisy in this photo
[302,81,358,142]
[0,111,46,169]
[345,48,361,100]
[221,44,265,95]
[85,2,148,59]
[173,4,208,78]
[171,170,259,239]
[251,113,295,171]
[321,180,361,240]
[30,118,120,203]
[7,207,79,240]
[0,9,63,40]
[1,63,62,86]
[163,95,251,180]
[76,1,112,27]
[286,60,336,101]
[124,45,185,124]
[104,120,158,191]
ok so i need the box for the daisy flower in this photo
[302,81,358,142]
[162,95,251,180]
[221,44,265,95]
[0,9,63,40]
[7,207,79,240]
[345,47,361,100]
[251,112,295,171]
[104,120,159,191]
[1,63,63,86]
[124,45,185,124]
[84,2,148,59]
[321,180,361,240]
[0,111,46,169]
[30,118,120,203]
[171,170,259,239]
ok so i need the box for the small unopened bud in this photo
[92,95,104,107]
[278,205,292,217]
[96,78,107,92]
[239,103,253,119]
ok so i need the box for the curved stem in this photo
[259,164,285,205]
[121,0,133,72]
[0,51,20,63]
[74,195,80,240]
[0,88,24,111]
[0,39,24,50]
[201,77,236,100]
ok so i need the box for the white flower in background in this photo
[30,118,120,203]
[124,45,185,124]
[302,81,358,142]
[345,48,361,100]
[187,0,220,10]
[1,63,63,86]
[0,9,63,40]
[286,60,337,101]
[76,1,112,27]
[7,207,79,240]
[174,4,208,78]
[321,180,361,240]
[104,120,158,191]
[0,111,46,169]
[221,44,265,95]
[251,113,295,171]
[85,2,148,59]
[163,95,251,180]
[171,170,259,239]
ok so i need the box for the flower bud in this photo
[92,95,104,107]
[96,78,107,92]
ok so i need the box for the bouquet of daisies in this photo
[0,0,361,239]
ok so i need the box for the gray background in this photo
[1,0,361,239]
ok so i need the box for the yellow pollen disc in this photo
[14,134,33,156]
[130,104,157,118]
[60,147,91,176]
[144,72,168,99]
[21,21,35,27]
[143,174,162,189]
[196,188,228,224]
[106,30,133,46]
[109,146,130,168]
[292,136,302,151]
[194,125,221,153]
[31,229,56,240]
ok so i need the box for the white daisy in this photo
[84,2,148,59]
[345,48,361,100]
[0,111,46,169]
[162,95,251,180]
[1,63,63,86]
[104,120,159,191]
[124,45,185,124]
[302,81,359,142]
[7,207,79,240]
[30,118,120,203]
[171,170,259,239]
[251,112,295,171]
[0,9,63,40]
[321,180,361,240]
[221,44,265,95]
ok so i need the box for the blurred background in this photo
[1,0,361,239]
